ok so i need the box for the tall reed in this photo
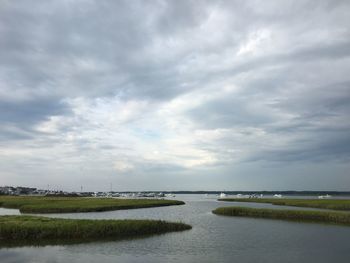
[0,196,185,213]
[213,206,350,226]
[0,215,191,243]
[218,198,350,211]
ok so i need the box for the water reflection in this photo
[0,208,20,216]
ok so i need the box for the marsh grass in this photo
[212,206,350,226]
[0,215,191,246]
[0,196,185,213]
[218,198,350,211]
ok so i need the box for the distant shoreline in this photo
[2,186,350,196]
[142,191,350,196]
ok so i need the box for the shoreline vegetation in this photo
[218,198,350,211]
[212,206,350,226]
[0,196,185,214]
[0,215,192,247]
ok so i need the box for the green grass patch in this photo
[0,196,185,214]
[0,215,191,246]
[212,206,350,226]
[218,198,350,211]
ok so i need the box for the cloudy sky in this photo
[0,0,349,191]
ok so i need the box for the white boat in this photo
[157,192,165,198]
[318,194,332,199]
[273,194,282,198]
[219,193,227,198]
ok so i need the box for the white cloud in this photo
[237,29,272,56]
[0,0,349,190]
[113,160,134,173]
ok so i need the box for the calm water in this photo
[1,195,350,263]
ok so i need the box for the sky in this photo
[0,0,349,192]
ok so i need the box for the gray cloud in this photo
[0,0,349,190]
[0,98,68,125]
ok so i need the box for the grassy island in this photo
[0,215,191,246]
[218,198,350,211]
[212,206,350,226]
[0,196,185,214]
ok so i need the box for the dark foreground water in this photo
[1,195,350,263]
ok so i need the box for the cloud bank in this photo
[0,0,349,191]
